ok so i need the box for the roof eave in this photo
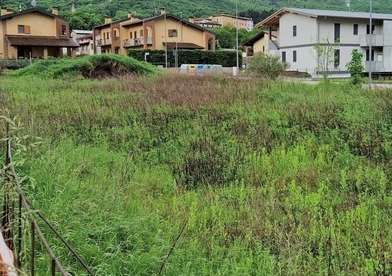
[255,8,317,28]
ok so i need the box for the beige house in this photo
[209,14,254,31]
[243,31,278,57]
[0,7,78,59]
[93,10,216,55]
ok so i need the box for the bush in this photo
[14,54,158,78]
[128,49,242,67]
[347,49,364,85]
[247,53,286,80]
[177,137,238,189]
[0,59,31,70]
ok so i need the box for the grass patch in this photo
[12,54,158,79]
[0,74,391,275]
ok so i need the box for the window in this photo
[61,25,67,35]
[113,28,119,38]
[262,46,265,53]
[293,50,297,63]
[282,51,286,63]
[334,23,340,43]
[130,32,133,39]
[17,25,31,34]
[334,49,340,68]
[293,25,297,37]
[134,31,137,38]
[140,30,144,37]
[168,29,178,37]
[353,24,358,35]
[106,32,110,39]
[367,24,375,34]
[366,49,375,61]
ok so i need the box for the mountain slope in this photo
[1,0,389,29]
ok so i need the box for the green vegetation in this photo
[2,0,391,30]
[347,49,365,85]
[14,54,157,79]
[247,53,287,79]
[214,26,259,49]
[128,49,241,67]
[0,74,391,275]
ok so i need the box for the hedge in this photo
[0,59,32,70]
[128,49,242,67]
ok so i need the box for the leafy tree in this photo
[214,26,258,49]
[347,49,364,85]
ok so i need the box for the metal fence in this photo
[1,122,94,275]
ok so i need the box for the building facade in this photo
[256,8,392,77]
[0,7,78,59]
[189,18,222,29]
[209,14,254,31]
[191,14,254,31]
[94,11,216,55]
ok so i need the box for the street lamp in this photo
[369,0,373,89]
[235,0,239,75]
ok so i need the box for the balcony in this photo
[365,61,384,72]
[360,34,384,47]
[123,37,152,48]
[97,39,112,47]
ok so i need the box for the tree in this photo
[247,53,286,80]
[347,49,364,85]
[214,26,259,49]
[314,40,334,80]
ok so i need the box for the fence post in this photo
[17,193,22,269]
[31,221,35,276]
[51,258,56,276]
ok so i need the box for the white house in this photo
[256,8,392,77]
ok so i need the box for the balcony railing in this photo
[97,39,112,47]
[123,37,153,48]
[360,34,384,47]
[365,61,384,72]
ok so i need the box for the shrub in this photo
[0,59,31,70]
[14,54,158,78]
[247,53,286,80]
[347,49,364,85]
[176,137,238,189]
[128,49,242,67]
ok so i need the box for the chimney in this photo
[1,7,13,16]
[52,7,59,15]
[128,12,133,19]
[104,16,112,24]
[160,8,166,15]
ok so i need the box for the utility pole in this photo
[235,0,240,75]
[164,10,168,69]
[369,0,373,89]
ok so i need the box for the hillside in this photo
[1,0,391,29]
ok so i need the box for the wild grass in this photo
[0,73,391,275]
[12,54,158,79]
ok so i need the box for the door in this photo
[17,46,32,59]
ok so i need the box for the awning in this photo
[163,42,204,49]
[6,36,79,48]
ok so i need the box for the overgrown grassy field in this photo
[0,74,391,275]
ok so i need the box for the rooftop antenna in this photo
[346,0,351,11]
